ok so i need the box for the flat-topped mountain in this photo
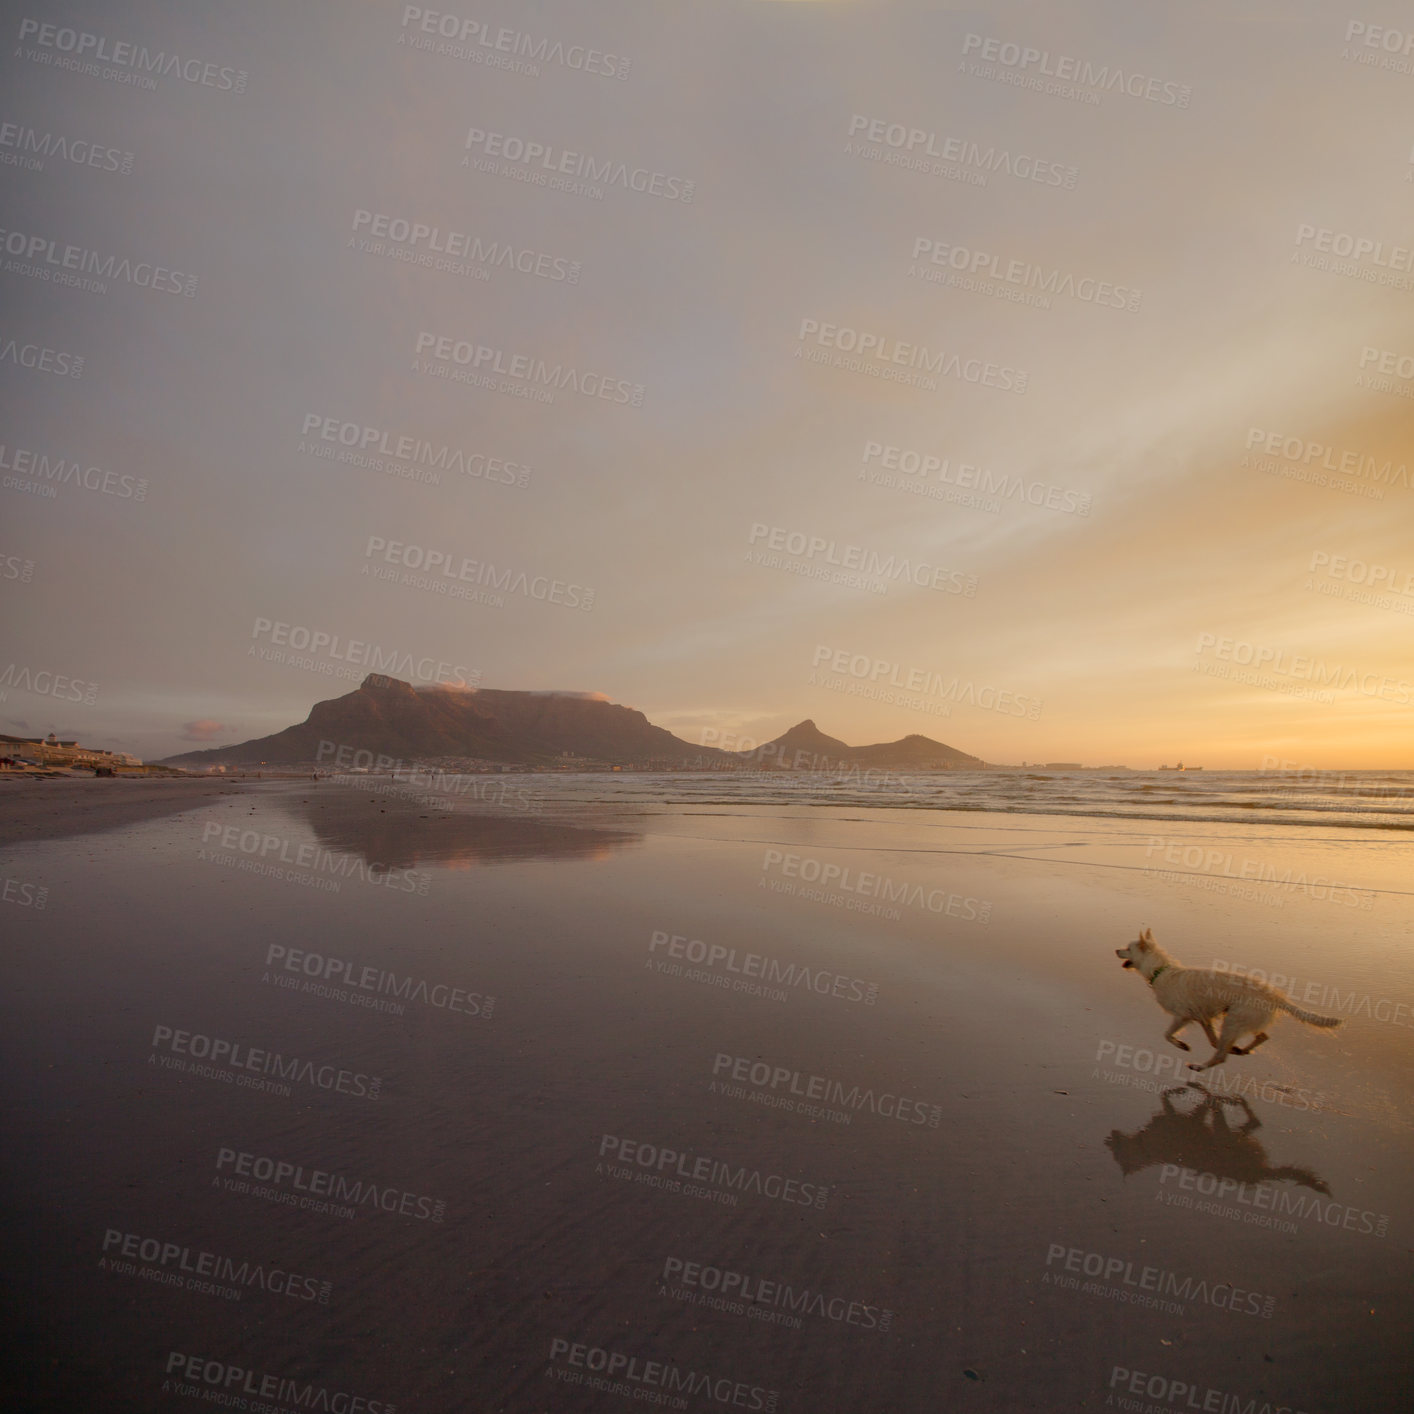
[161,675,735,768]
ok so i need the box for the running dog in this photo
[1114,929,1343,1070]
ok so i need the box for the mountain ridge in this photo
[747,720,984,770]
[159,676,986,769]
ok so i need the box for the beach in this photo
[7,1,1411,1409]
[1,777,1410,1413]
[0,775,258,847]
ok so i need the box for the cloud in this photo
[181,720,233,742]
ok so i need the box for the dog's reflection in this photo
[1105,1082,1330,1194]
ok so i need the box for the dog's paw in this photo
[1186,1063,1204,1071]
[1169,1040,1190,1051]
[1229,1045,1248,1056]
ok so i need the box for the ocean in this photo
[501,768,1414,832]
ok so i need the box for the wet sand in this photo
[0,775,258,847]
[1,780,1409,1412]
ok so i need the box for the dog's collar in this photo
[1148,965,1170,984]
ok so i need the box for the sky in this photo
[2,0,1413,768]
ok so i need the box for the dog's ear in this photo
[1142,927,1154,941]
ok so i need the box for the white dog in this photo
[1114,929,1343,1070]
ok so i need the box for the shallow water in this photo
[492,767,1414,832]
[2,785,1410,1412]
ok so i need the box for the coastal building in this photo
[0,733,142,768]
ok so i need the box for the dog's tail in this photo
[1274,998,1343,1028]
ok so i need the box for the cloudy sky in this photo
[3,0,1412,767]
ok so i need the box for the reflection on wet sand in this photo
[1106,1083,1331,1193]
[280,792,642,871]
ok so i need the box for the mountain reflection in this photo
[280,786,641,871]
